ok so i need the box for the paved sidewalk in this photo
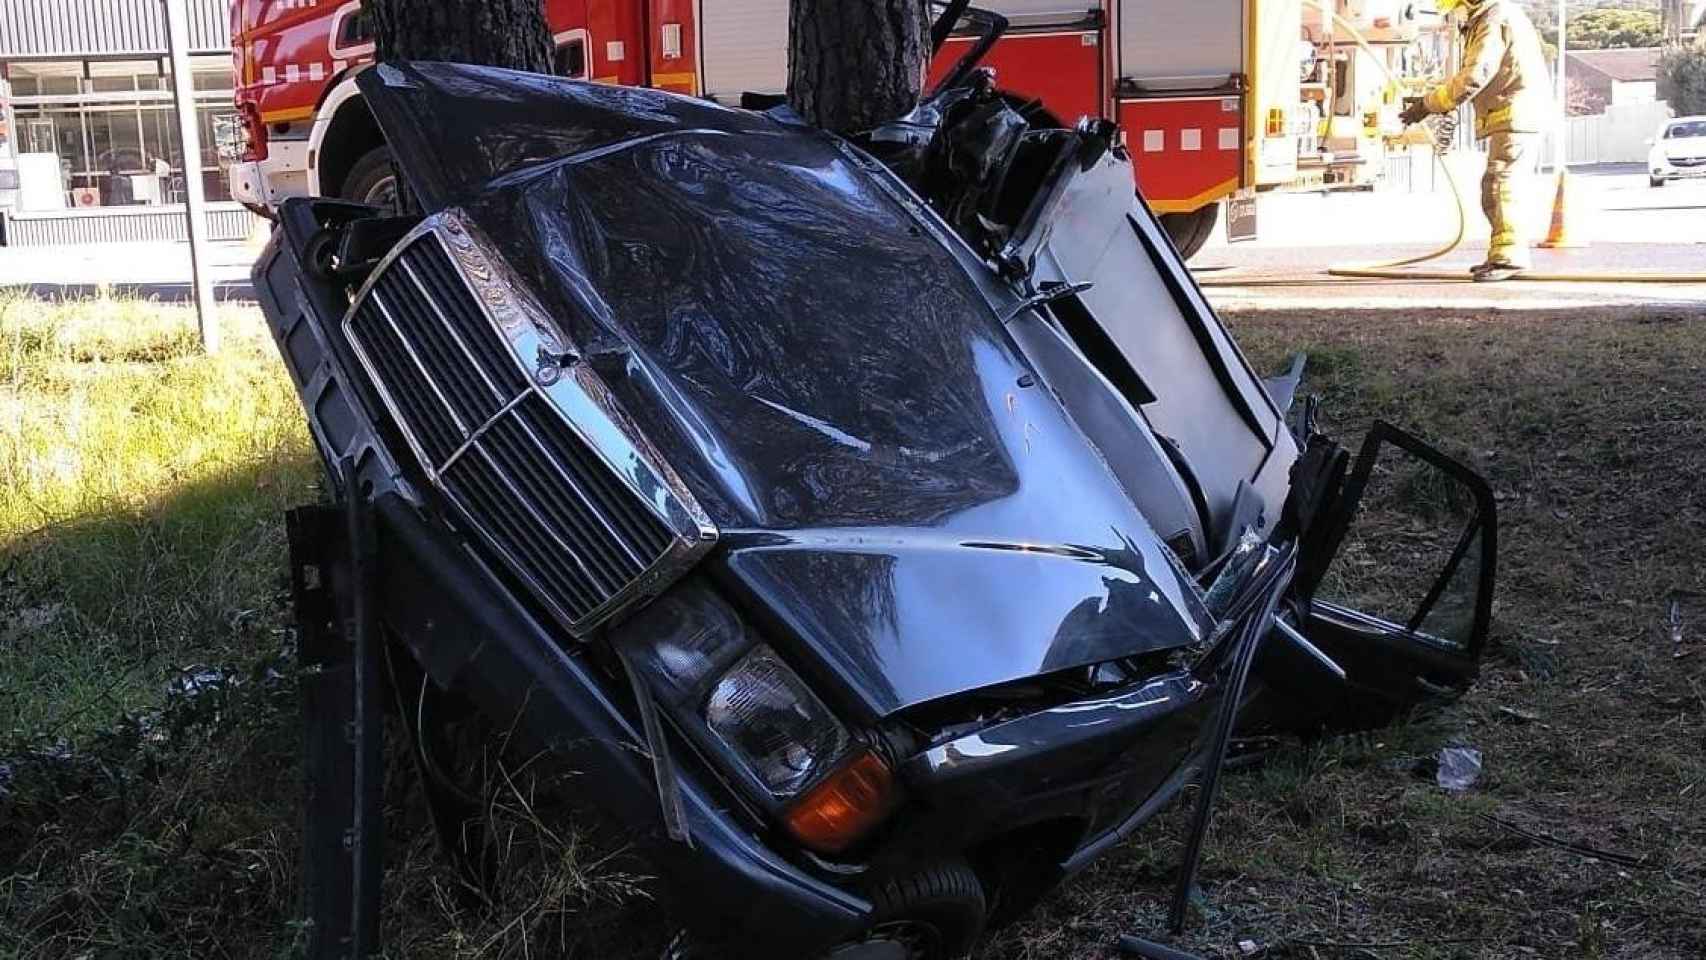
[1196,242,1706,314]
[1196,162,1706,314]
[0,238,261,300]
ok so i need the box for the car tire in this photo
[1649,176,1665,188]
[341,145,399,211]
[829,860,987,960]
[1159,202,1220,261]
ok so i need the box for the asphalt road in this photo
[1196,162,1706,312]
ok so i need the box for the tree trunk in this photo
[365,0,553,73]
[788,0,932,135]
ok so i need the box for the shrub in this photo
[1657,45,1706,116]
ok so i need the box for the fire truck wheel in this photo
[342,146,399,212]
[1159,203,1220,261]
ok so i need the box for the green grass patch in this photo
[0,293,319,739]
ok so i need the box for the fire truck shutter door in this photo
[700,0,789,104]
[972,0,1104,20]
[1119,0,1244,86]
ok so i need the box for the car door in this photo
[1257,420,1498,734]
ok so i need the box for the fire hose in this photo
[1203,0,1706,284]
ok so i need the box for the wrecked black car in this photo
[254,16,1497,960]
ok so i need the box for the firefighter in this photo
[1400,0,1552,281]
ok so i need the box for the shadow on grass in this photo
[2,425,658,958]
[1,292,659,958]
[0,450,317,956]
[2,453,321,741]
[2,453,662,960]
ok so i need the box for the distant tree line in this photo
[1565,8,1664,48]
[1521,0,1662,48]
[1658,46,1706,113]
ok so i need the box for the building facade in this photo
[0,0,258,245]
[1567,48,1662,115]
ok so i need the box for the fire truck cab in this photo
[227,0,1438,259]
[227,1,699,209]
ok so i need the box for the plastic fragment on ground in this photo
[1437,746,1483,792]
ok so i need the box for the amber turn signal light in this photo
[782,751,898,855]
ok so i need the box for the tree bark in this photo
[788,0,932,135]
[365,0,553,73]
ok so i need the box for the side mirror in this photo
[1645,137,1655,146]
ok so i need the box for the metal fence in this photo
[0,0,229,57]
[0,203,259,246]
[1541,101,1676,166]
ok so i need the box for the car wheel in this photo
[828,860,987,960]
[1159,202,1220,261]
[1649,176,1665,188]
[341,145,399,211]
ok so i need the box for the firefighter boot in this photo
[1471,262,1523,283]
[1477,132,1540,280]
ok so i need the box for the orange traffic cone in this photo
[1536,169,1584,249]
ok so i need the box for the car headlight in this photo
[705,646,852,795]
[626,587,750,704]
[620,585,897,853]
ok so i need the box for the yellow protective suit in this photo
[1420,0,1552,268]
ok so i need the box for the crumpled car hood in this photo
[359,63,1210,717]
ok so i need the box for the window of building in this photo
[87,105,144,170]
[163,55,237,95]
[88,59,165,94]
[6,61,84,97]
[5,55,237,209]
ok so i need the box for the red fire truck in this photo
[226,1,1439,258]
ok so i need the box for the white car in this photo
[1649,116,1706,187]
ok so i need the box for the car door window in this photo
[1310,422,1497,654]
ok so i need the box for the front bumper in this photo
[228,141,312,208]
[887,670,1216,872]
[1653,159,1706,180]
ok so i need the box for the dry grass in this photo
[987,306,1706,960]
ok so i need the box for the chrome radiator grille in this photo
[346,218,712,634]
